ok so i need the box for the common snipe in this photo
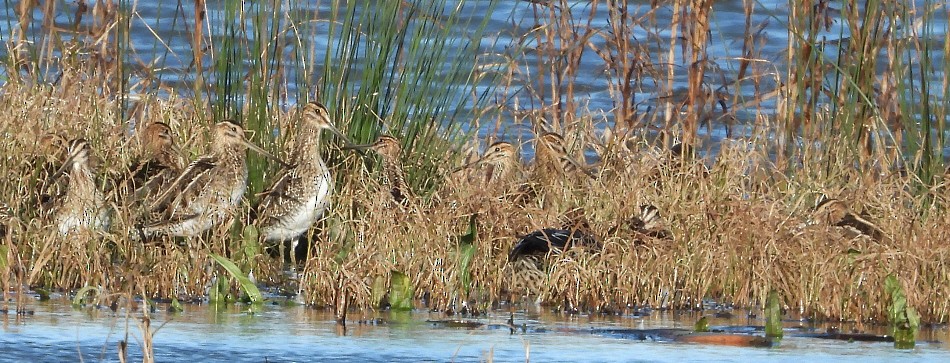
[621,204,672,243]
[0,201,12,239]
[255,102,353,246]
[810,197,884,241]
[349,135,415,206]
[54,138,111,235]
[533,132,595,180]
[137,120,270,239]
[118,122,184,206]
[468,141,521,187]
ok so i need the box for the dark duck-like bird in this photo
[506,209,601,296]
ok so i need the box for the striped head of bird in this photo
[298,102,355,150]
[211,120,283,164]
[536,132,568,158]
[479,142,517,167]
[346,135,413,204]
[812,197,849,226]
[56,138,97,176]
[212,120,251,154]
[342,134,403,162]
[534,132,592,179]
[141,122,183,168]
[366,135,402,161]
[476,141,518,184]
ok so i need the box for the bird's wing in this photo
[148,156,216,215]
[113,158,161,198]
[837,213,885,241]
[252,167,301,222]
[509,229,572,261]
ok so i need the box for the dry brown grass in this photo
[1,72,949,324]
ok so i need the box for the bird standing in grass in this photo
[525,132,595,208]
[118,122,184,207]
[467,141,521,188]
[137,120,273,239]
[255,102,354,250]
[533,132,595,181]
[348,135,416,208]
[54,138,111,235]
[810,197,885,241]
[0,201,12,239]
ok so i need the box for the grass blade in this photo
[210,253,264,304]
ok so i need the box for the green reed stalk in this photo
[895,2,948,194]
[320,0,498,196]
[116,0,131,122]
[209,0,243,121]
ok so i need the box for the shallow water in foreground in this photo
[3,297,950,362]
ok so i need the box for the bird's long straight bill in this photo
[53,156,74,177]
[453,158,485,174]
[342,142,372,151]
[327,127,362,151]
[53,148,83,177]
[243,141,292,168]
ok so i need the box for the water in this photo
[3,298,950,362]
[1,0,947,155]
[2,3,950,360]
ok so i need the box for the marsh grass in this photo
[1,0,949,326]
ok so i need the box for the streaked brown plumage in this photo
[136,120,269,239]
[533,132,595,181]
[255,102,353,244]
[623,204,672,243]
[351,135,415,206]
[472,141,521,187]
[812,197,885,241]
[54,138,111,235]
[119,122,184,207]
[0,201,12,239]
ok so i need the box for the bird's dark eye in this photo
[494,147,500,152]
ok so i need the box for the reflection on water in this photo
[2,298,949,362]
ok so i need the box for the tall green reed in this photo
[314,0,499,196]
